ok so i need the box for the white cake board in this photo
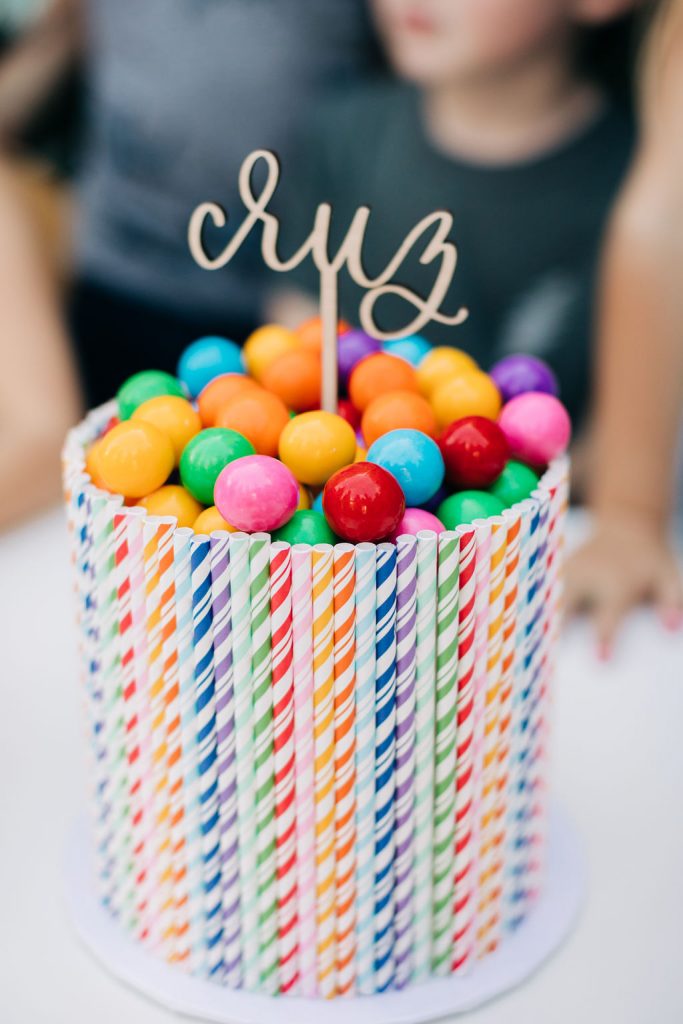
[65,806,584,1023]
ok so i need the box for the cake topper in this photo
[188,149,468,413]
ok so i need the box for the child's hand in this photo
[564,515,683,657]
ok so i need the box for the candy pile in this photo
[86,322,571,544]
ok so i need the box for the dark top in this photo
[279,82,635,423]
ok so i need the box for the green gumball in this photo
[437,490,506,529]
[272,510,337,545]
[489,460,539,507]
[180,428,255,505]
[117,370,185,420]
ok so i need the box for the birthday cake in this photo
[63,323,569,999]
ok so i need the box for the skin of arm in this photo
[565,0,683,649]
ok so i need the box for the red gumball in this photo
[439,415,509,489]
[323,463,405,543]
[336,397,362,432]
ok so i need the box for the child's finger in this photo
[594,587,632,661]
[656,563,683,631]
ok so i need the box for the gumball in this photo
[197,373,259,427]
[361,389,437,447]
[355,428,365,448]
[312,491,324,514]
[338,329,381,386]
[85,439,107,489]
[382,334,432,367]
[117,370,185,420]
[323,463,405,543]
[439,416,509,489]
[337,398,361,432]
[490,353,558,403]
[97,421,174,498]
[177,336,244,397]
[139,485,203,528]
[279,411,357,487]
[216,388,290,457]
[389,507,444,542]
[193,506,237,534]
[498,392,571,466]
[354,446,367,463]
[489,460,540,506]
[132,395,202,464]
[214,455,299,532]
[431,370,502,429]
[421,482,448,513]
[348,353,418,412]
[272,509,337,545]
[367,428,445,507]
[298,484,312,510]
[295,316,350,352]
[437,490,506,529]
[416,347,478,397]
[180,428,255,505]
[243,324,300,382]
[261,347,321,411]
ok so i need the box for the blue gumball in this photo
[177,336,245,397]
[312,491,324,514]
[382,334,432,367]
[367,428,444,506]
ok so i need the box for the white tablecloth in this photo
[1,509,681,1023]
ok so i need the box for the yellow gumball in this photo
[193,506,237,534]
[139,485,203,528]
[354,446,367,463]
[85,438,107,489]
[416,347,478,398]
[298,484,312,510]
[132,394,202,465]
[97,421,174,499]
[279,410,357,486]
[431,370,502,429]
[243,324,300,383]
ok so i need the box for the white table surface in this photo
[1,508,682,1024]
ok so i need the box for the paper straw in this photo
[249,533,278,993]
[230,533,260,989]
[312,543,337,997]
[353,543,377,995]
[174,528,206,975]
[432,531,459,975]
[270,542,300,995]
[332,544,357,995]
[210,532,241,987]
[412,530,438,981]
[374,543,397,993]
[393,536,418,988]
[291,544,317,997]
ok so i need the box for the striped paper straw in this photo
[374,543,398,993]
[249,534,278,993]
[353,543,377,995]
[393,536,418,988]
[210,532,241,987]
[270,542,299,994]
[332,544,357,995]
[412,531,438,981]
[291,545,317,997]
[230,533,260,989]
[312,544,337,998]
[432,531,459,975]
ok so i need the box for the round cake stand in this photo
[65,805,585,1024]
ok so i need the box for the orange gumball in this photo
[243,324,300,382]
[85,438,107,489]
[361,390,437,447]
[197,373,259,427]
[139,485,203,528]
[348,353,419,412]
[132,394,202,464]
[193,506,237,534]
[216,389,290,457]
[298,484,312,510]
[431,370,502,429]
[295,316,351,353]
[261,348,321,412]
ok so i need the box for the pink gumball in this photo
[498,392,571,467]
[214,455,298,532]
[389,507,445,542]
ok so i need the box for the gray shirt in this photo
[75,0,372,322]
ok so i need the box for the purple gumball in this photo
[490,354,558,403]
[338,329,381,388]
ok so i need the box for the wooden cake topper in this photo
[188,149,468,413]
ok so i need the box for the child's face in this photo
[371,0,578,86]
